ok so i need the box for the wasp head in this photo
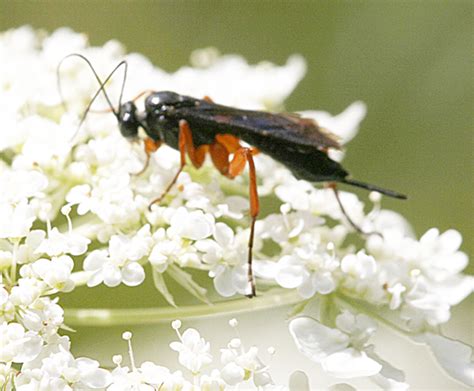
[118,101,140,139]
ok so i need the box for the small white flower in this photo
[66,184,94,215]
[167,207,214,241]
[16,116,74,169]
[149,228,200,272]
[289,314,384,379]
[35,227,90,257]
[262,210,322,243]
[401,277,451,328]
[0,170,48,204]
[220,341,273,387]
[200,369,226,391]
[341,251,376,280]
[0,200,36,239]
[275,180,315,211]
[108,361,190,390]
[0,285,15,323]
[22,255,75,293]
[109,224,152,263]
[83,226,150,287]
[221,361,245,385]
[9,277,42,307]
[0,322,42,363]
[16,346,112,389]
[83,248,145,288]
[170,327,213,374]
[196,223,253,297]
[22,299,63,338]
[275,236,339,298]
[417,228,468,280]
[16,230,46,264]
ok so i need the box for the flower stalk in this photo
[63,288,302,326]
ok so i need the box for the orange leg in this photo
[209,141,230,175]
[130,89,156,103]
[215,134,241,154]
[132,138,162,176]
[179,120,207,169]
[149,120,207,208]
[227,147,260,298]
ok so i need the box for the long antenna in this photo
[57,54,128,139]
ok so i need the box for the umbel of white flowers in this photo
[0,26,472,390]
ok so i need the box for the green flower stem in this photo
[64,288,302,326]
[57,214,103,237]
[9,239,20,284]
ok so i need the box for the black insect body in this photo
[58,56,406,298]
[123,91,402,192]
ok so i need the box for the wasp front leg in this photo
[132,138,162,176]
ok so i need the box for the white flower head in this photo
[0,26,472,391]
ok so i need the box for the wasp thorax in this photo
[119,101,139,138]
[145,91,190,115]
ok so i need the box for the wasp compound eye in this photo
[119,101,139,139]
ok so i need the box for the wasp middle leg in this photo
[149,120,207,208]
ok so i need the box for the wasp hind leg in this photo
[209,141,259,297]
[328,183,381,237]
[225,147,260,298]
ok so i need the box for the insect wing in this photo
[174,101,341,151]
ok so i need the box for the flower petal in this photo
[422,332,474,386]
[322,348,382,378]
[122,262,145,286]
[289,317,349,362]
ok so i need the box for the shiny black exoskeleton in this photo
[118,91,406,199]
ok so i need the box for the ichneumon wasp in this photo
[58,54,406,298]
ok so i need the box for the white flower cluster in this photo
[0,26,472,389]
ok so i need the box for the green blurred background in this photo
[1,1,471,264]
[1,2,472,387]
